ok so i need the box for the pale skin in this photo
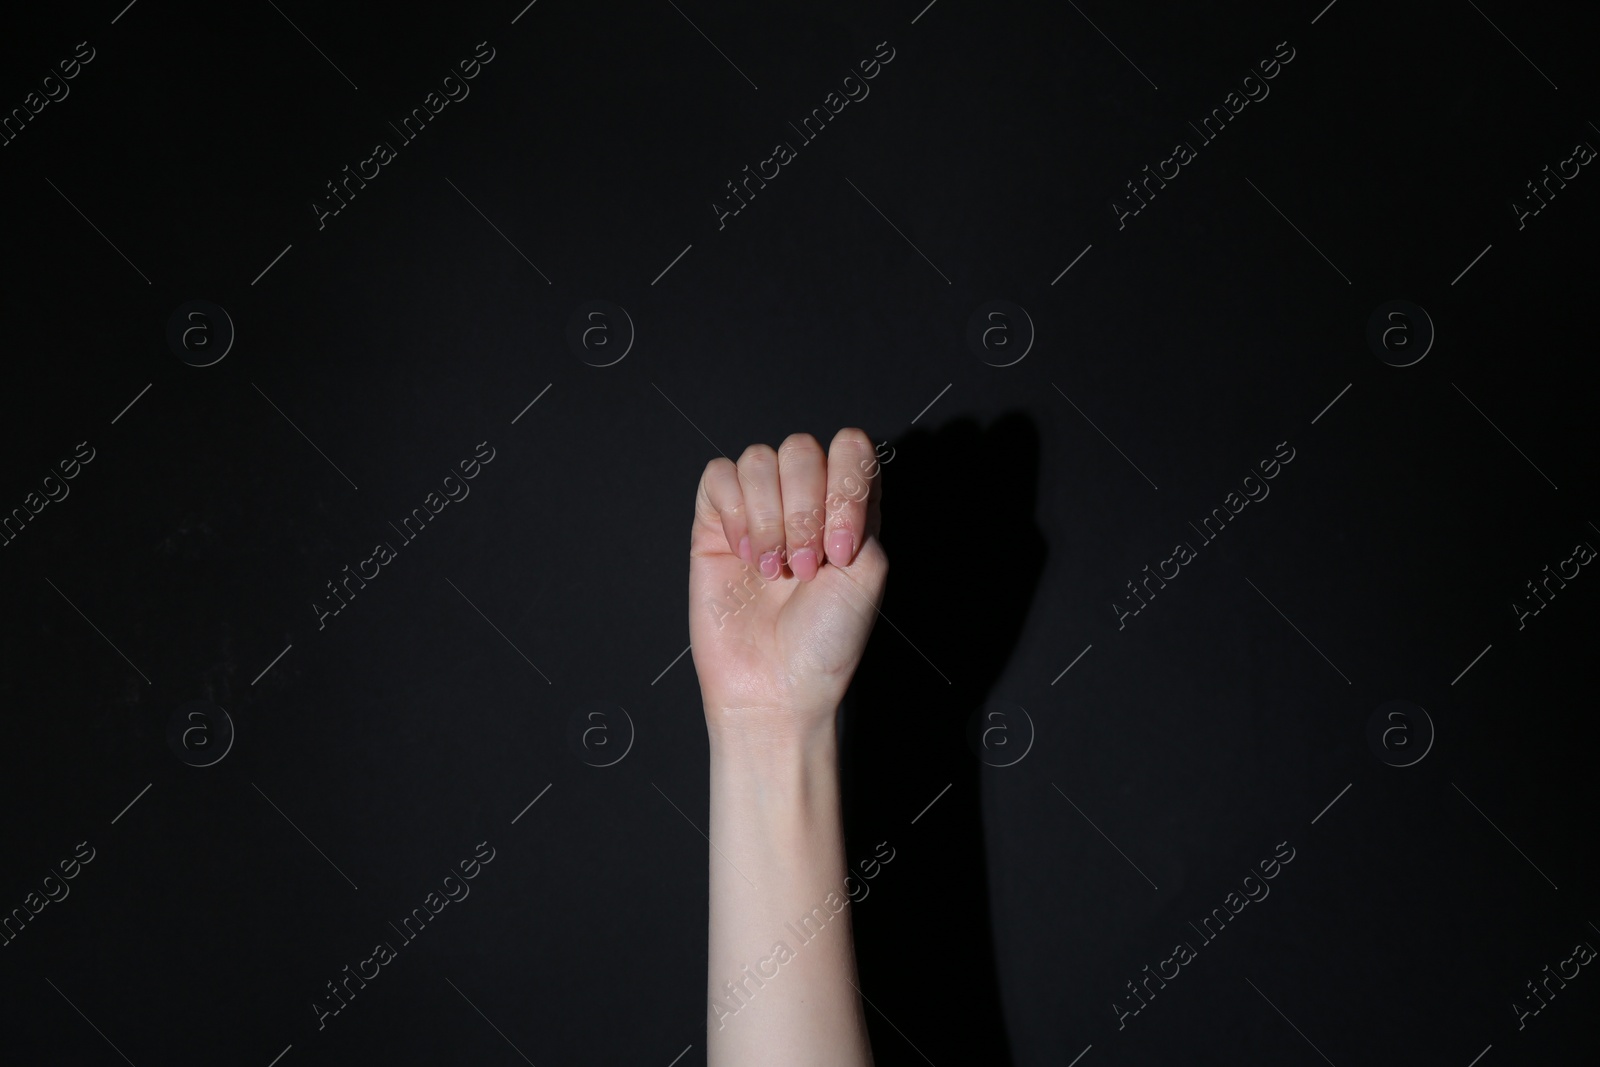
[690,428,889,1067]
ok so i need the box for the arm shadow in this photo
[841,411,1047,1067]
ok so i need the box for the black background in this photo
[2,1,1596,1064]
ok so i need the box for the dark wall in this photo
[2,1,1596,1064]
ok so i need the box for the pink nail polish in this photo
[791,547,819,581]
[827,529,854,566]
[758,550,781,580]
[738,535,751,563]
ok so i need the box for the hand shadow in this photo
[840,411,1046,1067]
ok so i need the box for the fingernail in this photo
[737,535,751,563]
[759,550,782,580]
[791,547,819,581]
[827,529,855,566]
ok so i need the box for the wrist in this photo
[707,707,842,854]
[705,698,837,751]
[707,701,836,752]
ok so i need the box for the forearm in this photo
[705,715,873,1066]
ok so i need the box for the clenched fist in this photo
[689,428,889,739]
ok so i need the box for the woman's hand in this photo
[694,428,887,1063]
[688,428,888,741]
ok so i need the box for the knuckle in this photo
[738,443,777,469]
[787,508,825,541]
[832,425,870,460]
[779,433,823,461]
[830,426,873,453]
[747,509,784,535]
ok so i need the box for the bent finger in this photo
[738,443,785,578]
[778,433,827,581]
[696,457,748,560]
[824,427,877,568]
